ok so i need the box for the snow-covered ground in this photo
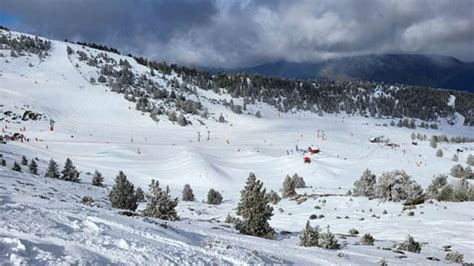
[1,31,473,265]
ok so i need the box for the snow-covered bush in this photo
[452,154,459,162]
[445,251,464,263]
[426,175,452,201]
[452,178,474,202]
[450,164,465,178]
[207,189,223,205]
[353,169,376,197]
[237,173,274,239]
[397,235,421,253]
[360,233,375,245]
[318,228,339,249]
[282,175,296,198]
[182,184,195,201]
[467,154,474,166]
[92,170,104,186]
[109,171,139,211]
[348,228,359,236]
[0,159,5,166]
[300,221,319,247]
[143,179,178,221]
[80,196,95,206]
[291,174,306,188]
[436,149,443,157]
[266,190,281,204]
[375,170,424,204]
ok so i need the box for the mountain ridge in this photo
[237,54,474,92]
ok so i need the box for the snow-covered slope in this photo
[1,30,473,265]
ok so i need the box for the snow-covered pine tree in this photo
[318,227,339,249]
[182,184,195,201]
[266,190,281,204]
[109,171,138,211]
[29,159,38,175]
[452,154,459,162]
[282,175,296,198]
[21,156,28,166]
[12,162,21,172]
[300,220,319,247]
[45,159,60,178]
[135,187,145,202]
[291,173,306,188]
[236,172,274,239]
[436,149,443,157]
[92,170,104,186]
[0,159,6,166]
[61,158,80,182]
[353,169,376,197]
[207,189,223,205]
[143,179,178,221]
[467,154,474,166]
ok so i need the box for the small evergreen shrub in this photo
[300,220,319,247]
[266,190,281,204]
[12,162,21,172]
[360,233,375,245]
[207,189,223,205]
[181,184,195,201]
[397,235,421,253]
[445,251,464,263]
[92,170,104,186]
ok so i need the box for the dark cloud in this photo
[1,0,473,67]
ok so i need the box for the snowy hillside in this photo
[1,29,473,265]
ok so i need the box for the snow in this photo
[1,30,473,265]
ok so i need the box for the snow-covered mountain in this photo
[1,29,473,265]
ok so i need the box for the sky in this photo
[1,0,473,67]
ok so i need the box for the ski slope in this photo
[1,31,473,265]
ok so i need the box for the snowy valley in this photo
[1,29,473,265]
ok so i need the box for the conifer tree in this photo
[45,159,60,178]
[236,172,274,239]
[353,169,377,197]
[0,159,6,166]
[282,175,296,198]
[135,187,145,202]
[92,170,104,186]
[12,162,22,172]
[300,220,319,247]
[143,179,179,221]
[61,158,80,182]
[29,159,38,175]
[436,149,443,157]
[182,184,195,201]
[207,189,223,205]
[21,156,28,166]
[318,227,339,249]
[109,171,138,211]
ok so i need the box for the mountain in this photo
[1,29,474,264]
[241,54,474,92]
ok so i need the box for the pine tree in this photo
[12,162,22,172]
[452,154,459,162]
[109,171,138,211]
[143,179,179,221]
[135,187,145,202]
[207,189,223,205]
[45,159,60,178]
[353,169,377,197]
[318,227,339,249]
[92,170,104,186]
[218,113,226,123]
[182,184,195,201]
[21,156,28,166]
[467,154,474,166]
[236,172,274,239]
[282,175,296,198]
[266,190,281,204]
[29,159,38,175]
[300,220,319,247]
[61,158,80,182]
[0,159,5,166]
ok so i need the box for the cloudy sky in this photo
[1,0,473,67]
